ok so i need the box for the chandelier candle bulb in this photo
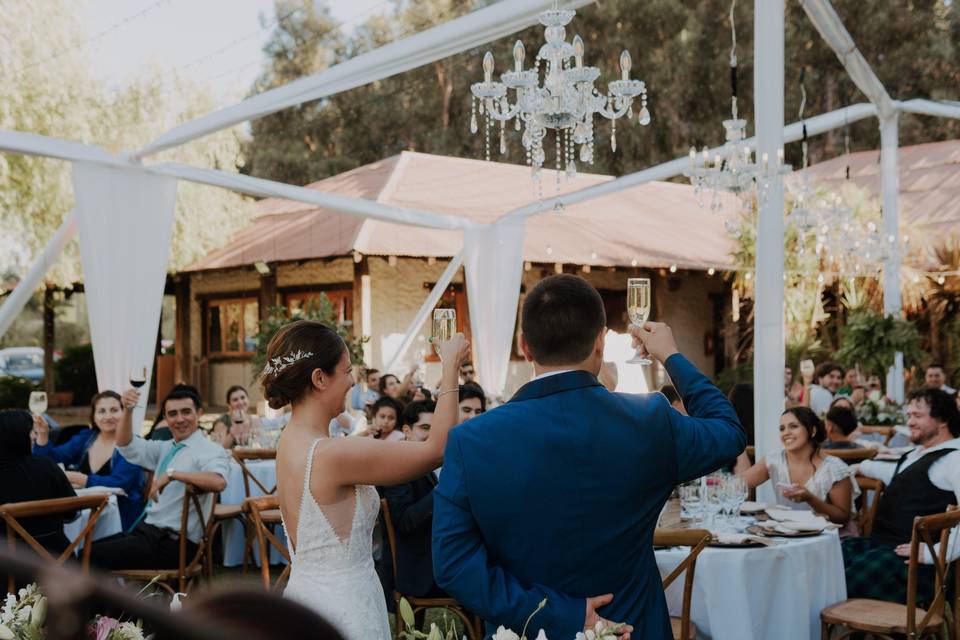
[572,35,584,67]
[620,50,632,80]
[483,52,494,82]
[513,41,525,72]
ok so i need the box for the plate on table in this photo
[708,533,772,548]
[746,524,822,538]
[739,501,767,514]
[75,486,125,497]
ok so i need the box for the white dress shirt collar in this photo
[531,369,575,382]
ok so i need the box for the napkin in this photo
[76,486,126,497]
[712,533,777,546]
[739,501,767,513]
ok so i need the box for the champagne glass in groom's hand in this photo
[628,321,679,364]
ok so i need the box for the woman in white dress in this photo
[262,320,469,640]
[735,406,858,527]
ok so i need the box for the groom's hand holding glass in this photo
[585,593,633,639]
[628,321,679,364]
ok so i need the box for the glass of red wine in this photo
[129,366,147,409]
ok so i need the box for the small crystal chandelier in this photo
[469,2,650,184]
[685,0,789,210]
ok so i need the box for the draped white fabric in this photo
[464,219,526,398]
[72,163,177,427]
[0,213,76,339]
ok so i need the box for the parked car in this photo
[0,347,44,384]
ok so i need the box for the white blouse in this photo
[766,450,860,512]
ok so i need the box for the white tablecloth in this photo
[655,531,846,640]
[63,495,123,549]
[221,458,287,566]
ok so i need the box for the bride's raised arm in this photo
[320,335,470,488]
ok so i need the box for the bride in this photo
[262,319,469,640]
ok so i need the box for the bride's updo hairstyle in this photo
[261,320,347,410]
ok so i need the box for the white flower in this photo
[575,634,587,640]
[534,630,548,640]
[30,597,46,627]
[868,390,882,402]
[595,621,604,633]
[585,630,596,640]
[18,604,31,621]
[170,592,186,612]
[0,623,13,640]
[492,626,520,640]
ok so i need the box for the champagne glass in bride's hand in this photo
[435,333,470,369]
[129,366,148,409]
[432,309,457,359]
[626,278,652,365]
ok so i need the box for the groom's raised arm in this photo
[663,353,746,482]
[432,430,584,637]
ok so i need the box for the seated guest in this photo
[350,368,381,413]
[735,407,857,526]
[379,370,415,403]
[659,385,686,415]
[0,410,77,554]
[146,413,172,441]
[410,386,432,403]
[457,383,486,424]
[808,362,844,416]
[369,396,405,441]
[32,391,145,531]
[382,400,446,598]
[924,363,956,395]
[89,385,229,571]
[822,405,860,451]
[843,388,960,605]
[459,361,477,386]
[212,385,261,449]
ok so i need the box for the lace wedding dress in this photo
[282,437,391,640]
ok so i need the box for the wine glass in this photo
[129,366,148,409]
[432,309,456,359]
[679,482,703,523]
[701,476,724,530]
[626,278,652,365]
[28,391,48,416]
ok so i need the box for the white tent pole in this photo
[384,250,464,373]
[895,99,960,120]
[136,0,596,157]
[500,103,878,221]
[0,213,77,339]
[753,0,786,476]
[881,115,904,403]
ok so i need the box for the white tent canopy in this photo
[0,0,958,454]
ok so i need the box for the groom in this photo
[432,275,745,639]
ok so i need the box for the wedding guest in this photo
[829,396,856,412]
[369,396,404,441]
[923,363,956,395]
[382,401,446,598]
[822,405,860,451]
[146,412,172,441]
[212,385,260,449]
[844,387,960,605]
[0,410,76,555]
[866,375,883,393]
[32,391,145,531]
[459,362,476,385]
[89,385,229,571]
[808,362,844,415]
[350,368,381,413]
[379,369,416,403]
[785,366,802,407]
[659,385,686,415]
[411,386,432,403]
[457,383,486,424]
[735,407,857,525]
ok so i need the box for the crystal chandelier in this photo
[685,0,788,208]
[469,3,650,183]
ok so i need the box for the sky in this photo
[82,0,391,106]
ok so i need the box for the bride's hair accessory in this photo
[262,349,313,377]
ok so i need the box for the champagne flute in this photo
[626,278,652,365]
[129,365,148,409]
[28,391,48,416]
[432,309,456,359]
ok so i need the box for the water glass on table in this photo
[701,479,724,530]
[679,482,703,523]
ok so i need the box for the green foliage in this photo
[835,308,924,379]
[55,343,97,405]
[0,375,36,409]
[251,295,368,379]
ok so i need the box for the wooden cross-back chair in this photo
[204,448,278,579]
[1,494,109,592]
[114,483,216,595]
[855,476,885,538]
[243,495,291,593]
[654,528,711,640]
[827,448,879,463]
[821,505,960,640]
[380,498,482,640]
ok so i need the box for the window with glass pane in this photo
[207,298,259,356]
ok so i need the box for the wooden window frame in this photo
[282,285,354,324]
[205,296,259,359]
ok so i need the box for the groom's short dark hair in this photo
[521,275,606,365]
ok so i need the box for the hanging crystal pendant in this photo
[470,112,478,134]
[638,106,651,126]
[566,159,577,178]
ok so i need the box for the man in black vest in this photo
[843,387,960,604]
[383,400,446,598]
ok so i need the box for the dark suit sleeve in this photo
[384,480,434,534]
[432,430,584,637]
[663,353,746,483]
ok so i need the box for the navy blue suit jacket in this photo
[432,354,745,639]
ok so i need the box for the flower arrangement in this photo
[857,390,905,426]
[397,598,625,640]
